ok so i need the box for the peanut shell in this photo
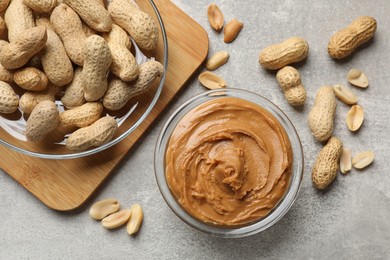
[19,84,60,113]
[0,40,13,82]
[276,66,306,106]
[0,26,47,70]
[108,0,158,50]
[5,0,35,42]
[63,0,112,32]
[61,67,85,109]
[103,24,138,81]
[328,16,377,59]
[259,37,309,70]
[66,116,118,151]
[103,61,164,110]
[308,86,336,142]
[82,35,112,101]
[51,4,87,66]
[24,0,57,13]
[25,100,59,142]
[312,137,343,189]
[0,81,19,114]
[39,21,74,86]
[14,67,48,91]
[59,102,103,129]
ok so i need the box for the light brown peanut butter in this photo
[165,97,293,227]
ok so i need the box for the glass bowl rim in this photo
[0,0,168,160]
[154,87,304,238]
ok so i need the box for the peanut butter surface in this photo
[165,97,292,226]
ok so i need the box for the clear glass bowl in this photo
[0,0,168,159]
[154,88,304,238]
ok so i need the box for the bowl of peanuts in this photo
[0,0,167,159]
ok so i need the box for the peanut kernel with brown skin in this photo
[223,18,243,43]
[207,3,224,31]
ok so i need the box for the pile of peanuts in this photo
[202,4,377,190]
[256,16,376,190]
[0,0,164,152]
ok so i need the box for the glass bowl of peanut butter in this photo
[155,88,304,238]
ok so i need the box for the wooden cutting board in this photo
[0,0,209,211]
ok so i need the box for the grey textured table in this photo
[1,0,389,259]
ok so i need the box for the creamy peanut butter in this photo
[165,97,292,226]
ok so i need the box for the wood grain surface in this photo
[0,0,209,211]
